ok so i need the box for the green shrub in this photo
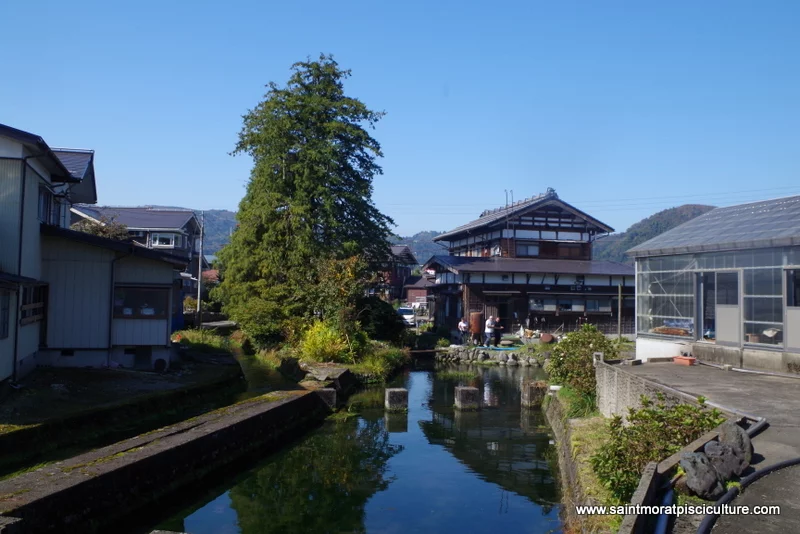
[591,395,725,502]
[356,296,406,343]
[436,338,451,348]
[549,324,618,397]
[558,386,597,419]
[300,321,348,363]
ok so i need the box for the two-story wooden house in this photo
[423,188,635,334]
[0,123,187,382]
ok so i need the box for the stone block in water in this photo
[454,386,480,411]
[385,388,408,412]
[521,379,548,407]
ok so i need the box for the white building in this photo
[0,123,187,382]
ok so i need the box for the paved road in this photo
[624,363,800,532]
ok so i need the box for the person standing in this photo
[493,317,504,347]
[458,317,469,345]
[484,315,495,347]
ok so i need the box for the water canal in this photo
[136,363,562,534]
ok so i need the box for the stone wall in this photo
[595,360,701,420]
[0,390,331,533]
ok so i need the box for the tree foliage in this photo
[71,216,130,241]
[214,54,394,346]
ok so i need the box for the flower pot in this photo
[673,355,696,366]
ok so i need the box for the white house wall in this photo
[0,158,22,274]
[20,166,42,279]
[41,237,113,348]
[112,319,168,346]
[16,323,39,377]
[0,137,22,158]
[115,256,175,285]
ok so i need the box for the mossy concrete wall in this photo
[0,390,331,533]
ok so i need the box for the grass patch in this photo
[558,386,598,419]
[435,370,479,382]
[173,329,237,354]
[347,345,410,383]
[569,416,620,532]
[345,389,385,412]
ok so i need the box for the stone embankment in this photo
[435,346,549,367]
[0,389,334,534]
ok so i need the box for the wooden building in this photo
[423,188,635,334]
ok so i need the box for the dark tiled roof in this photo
[73,205,196,230]
[41,224,187,266]
[404,275,435,289]
[628,195,800,258]
[52,149,93,180]
[0,272,41,289]
[424,255,634,276]
[391,245,418,265]
[434,189,614,241]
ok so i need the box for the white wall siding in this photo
[0,137,22,158]
[112,319,168,346]
[16,322,39,378]
[115,256,175,285]
[41,237,114,348]
[20,166,42,279]
[0,159,22,274]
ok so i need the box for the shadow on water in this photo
[129,363,562,534]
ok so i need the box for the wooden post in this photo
[617,283,622,340]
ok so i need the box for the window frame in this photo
[150,233,177,248]
[113,286,170,320]
[20,285,46,326]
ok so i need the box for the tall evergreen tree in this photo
[215,55,394,344]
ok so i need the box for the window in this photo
[716,273,739,305]
[151,233,177,248]
[529,298,544,311]
[38,187,53,224]
[789,270,800,307]
[516,244,540,257]
[113,287,169,319]
[586,299,599,312]
[0,291,9,339]
[557,299,572,311]
[557,244,582,258]
[20,285,46,325]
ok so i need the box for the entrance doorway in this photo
[700,273,716,341]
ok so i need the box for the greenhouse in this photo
[628,196,800,372]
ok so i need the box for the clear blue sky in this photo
[2,1,799,236]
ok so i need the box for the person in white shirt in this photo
[484,316,495,346]
[458,318,469,345]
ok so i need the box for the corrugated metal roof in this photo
[628,195,800,258]
[73,205,196,231]
[424,255,634,276]
[433,189,614,241]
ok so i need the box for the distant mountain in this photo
[391,231,444,265]
[593,204,716,263]
[200,209,237,255]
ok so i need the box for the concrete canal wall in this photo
[0,389,334,533]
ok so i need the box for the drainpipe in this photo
[108,253,129,367]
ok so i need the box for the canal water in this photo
[147,363,562,534]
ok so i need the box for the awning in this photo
[0,272,42,289]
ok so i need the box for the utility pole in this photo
[617,283,622,340]
[196,211,204,329]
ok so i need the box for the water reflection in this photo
[421,365,559,511]
[149,365,561,534]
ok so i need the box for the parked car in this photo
[397,307,416,326]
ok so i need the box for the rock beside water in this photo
[719,421,753,466]
[680,452,725,500]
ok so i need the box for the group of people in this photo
[457,316,504,347]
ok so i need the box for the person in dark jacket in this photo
[493,317,504,347]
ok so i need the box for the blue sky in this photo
[2,1,799,236]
